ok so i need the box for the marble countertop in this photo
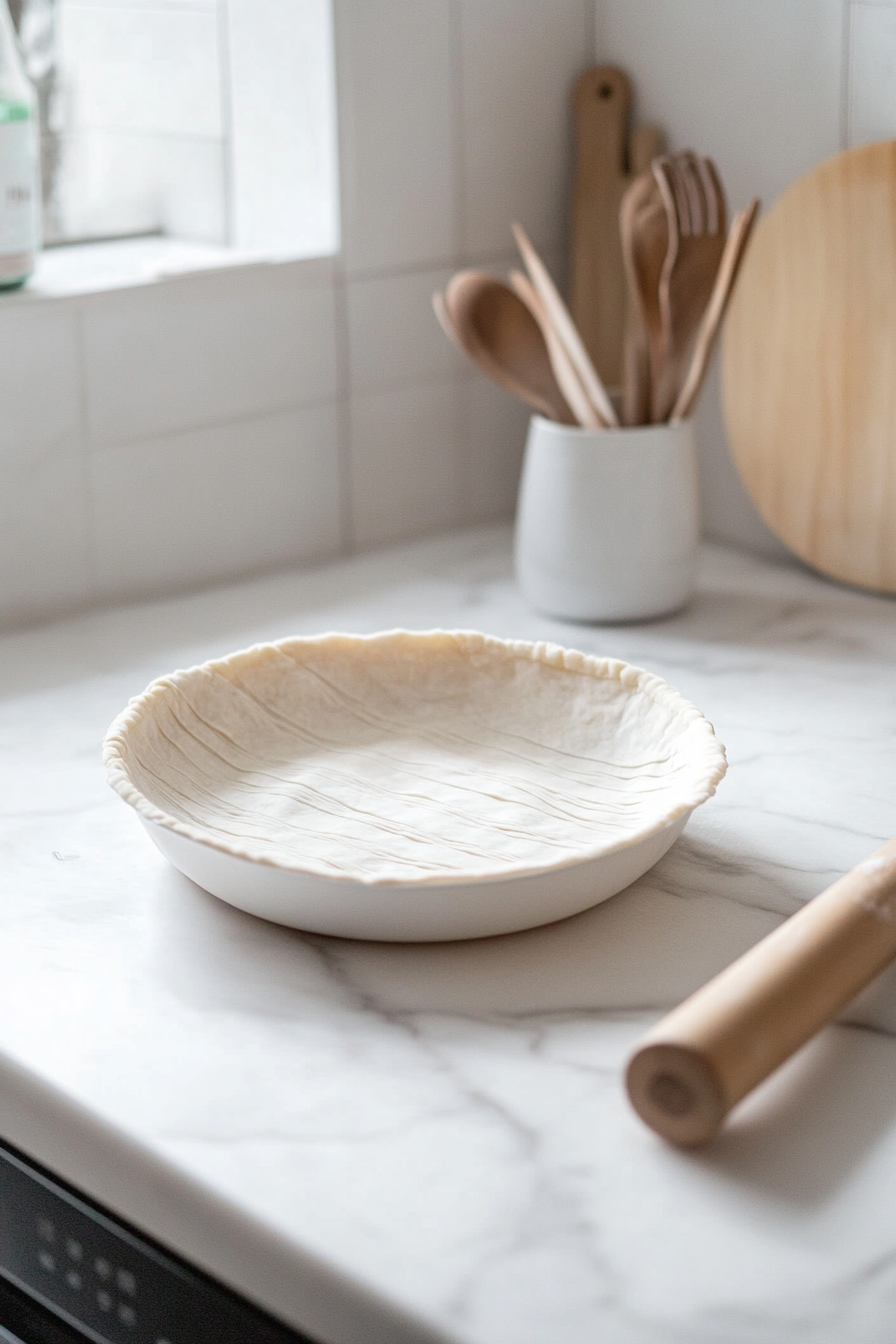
[3,525,896,1344]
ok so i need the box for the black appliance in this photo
[0,1139,318,1344]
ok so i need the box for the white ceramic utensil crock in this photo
[514,416,699,622]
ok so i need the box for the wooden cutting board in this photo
[569,67,663,390]
[722,140,896,595]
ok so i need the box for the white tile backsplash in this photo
[227,0,340,256]
[0,304,82,469]
[89,404,341,601]
[349,379,462,550]
[81,266,338,447]
[594,0,845,214]
[0,456,90,627]
[692,358,789,560]
[334,0,459,276]
[848,3,896,146]
[459,0,592,260]
[460,373,530,525]
[2,0,884,626]
[346,267,462,392]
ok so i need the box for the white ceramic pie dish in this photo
[103,630,727,941]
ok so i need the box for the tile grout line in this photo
[584,0,597,66]
[448,0,470,525]
[71,300,99,603]
[216,0,237,247]
[329,0,357,556]
[85,393,348,457]
[449,0,467,266]
[332,270,356,557]
[840,0,853,151]
[344,249,570,287]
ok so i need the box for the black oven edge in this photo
[0,1050,449,1344]
[0,1133,318,1344]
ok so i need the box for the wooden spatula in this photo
[513,222,618,427]
[509,270,601,428]
[670,199,759,423]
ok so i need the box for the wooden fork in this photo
[651,153,727,422]
[670,198,760,423]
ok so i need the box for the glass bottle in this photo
[0,0,39,289]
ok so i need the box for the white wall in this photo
[2,0,895,629]
[0,0,595,628]
[335,0,593,550]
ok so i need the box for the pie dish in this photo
[103,630,727,941]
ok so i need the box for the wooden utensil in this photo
[670,198,759,423]
[627,837,896,1147]
[723,140,896,595]
[569,66,664,389]
[652,153,727,423]
[621,126,667,426]
[434,273,575,424]
[629,124,666,178]
[509,270,601,428]
[512,222,618,427]
[620,167,668,426]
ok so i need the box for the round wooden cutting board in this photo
[722,141,896,594]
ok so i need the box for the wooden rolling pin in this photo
[626,837,896,1146]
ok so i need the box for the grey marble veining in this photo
[2,525,896,1344]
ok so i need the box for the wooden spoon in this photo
[670,198,759,422]
[434,272,575,424]
[652,153,727,422]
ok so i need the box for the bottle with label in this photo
[0,0,39,289]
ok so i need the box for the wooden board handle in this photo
[569,66,631,386]
[626,837,896,1146]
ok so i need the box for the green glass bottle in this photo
[0,0,39,289]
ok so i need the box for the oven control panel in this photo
[0,1140,316,1344]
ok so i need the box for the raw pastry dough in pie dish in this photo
[103,630,726,941]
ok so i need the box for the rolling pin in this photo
[626,837,896,1146]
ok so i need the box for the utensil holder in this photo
[514,416,699,622]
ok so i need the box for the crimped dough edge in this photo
[103,629,727,887]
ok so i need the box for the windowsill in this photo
[0,236,337,303]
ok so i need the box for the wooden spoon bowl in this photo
[436,271,575,424]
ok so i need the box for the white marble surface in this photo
[3,525,896,1344]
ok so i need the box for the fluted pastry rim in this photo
[103,629,727,888]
